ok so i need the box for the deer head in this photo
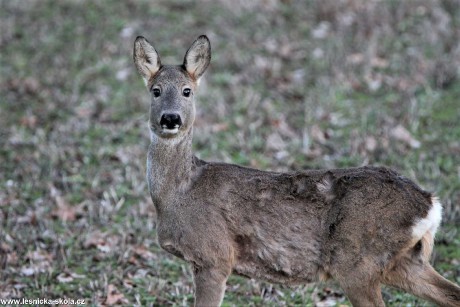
[133,35,211,140]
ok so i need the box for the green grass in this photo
[1,1,459,306]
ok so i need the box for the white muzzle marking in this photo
[161,125,180,135]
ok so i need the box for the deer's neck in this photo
[147,129,195,211]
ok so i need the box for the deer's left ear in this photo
[183,35,211,81]
[133,36,161,86]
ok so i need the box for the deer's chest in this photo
[156,214,186,260]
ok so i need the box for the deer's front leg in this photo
[193,265,230,307]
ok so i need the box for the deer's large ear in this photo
[183,35,211,81]
[133,36,161,86]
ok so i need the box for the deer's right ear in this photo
[183,35,211,82]
[133,36,161,86]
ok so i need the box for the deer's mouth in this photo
[161,125,180,135]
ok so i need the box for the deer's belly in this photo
[232,239,323,285]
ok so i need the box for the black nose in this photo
[160,113,182,129]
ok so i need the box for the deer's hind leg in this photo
[382,233,460,307]
[193,265,231,307]
[331,256,385,307]
[337,273,385,307]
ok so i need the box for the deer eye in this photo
[153,88,161,97]
[183,88,191,97]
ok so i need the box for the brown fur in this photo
[133,35,460,307]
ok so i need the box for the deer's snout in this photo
[160,113,182,130]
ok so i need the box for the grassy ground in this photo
[1,0,459,306]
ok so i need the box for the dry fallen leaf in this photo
[210,123,229,133]
[56,271,86,283]
[0,242,12,252]
[83,231,120,253]
[271,115,298,139]
[347,53,364,65]
[23,77,40,94]
[390,124,421,148]
[20,249,54,276]
[371,57,389,68]
[365,136,378,152]
[105,284,128,305]
[20,267,36,276]
[20,262,50,276]
[7,251,18,265]
[49,184,80,222]
[310,124,327,144]
[20,115,38,128]
[16,209,37,225]
[132,244,156,261]
[0,283,24,298]
[266,133,286,151]
[83,231,106,249]
[26,250,53,262]
[123,277,135,289]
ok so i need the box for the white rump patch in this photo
[411,196,442,240]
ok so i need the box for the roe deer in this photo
[133,35,460,307]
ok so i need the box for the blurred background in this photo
[0,0,459,305]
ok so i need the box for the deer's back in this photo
[157,160,433,285]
